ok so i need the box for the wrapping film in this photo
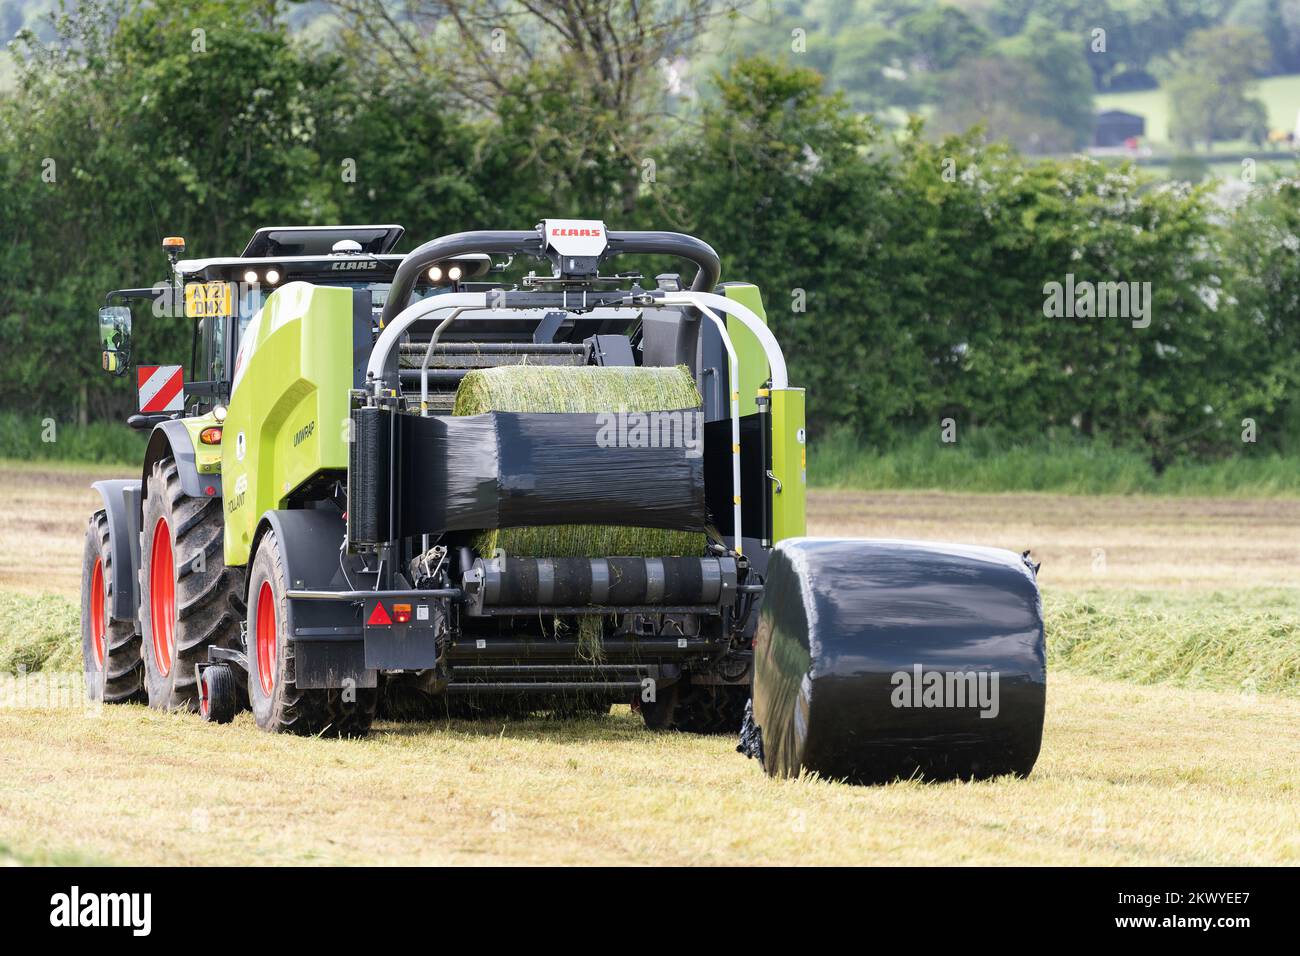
[349,406,707,543]
[748,537,1045,784]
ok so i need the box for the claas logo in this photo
[551,227,602,238]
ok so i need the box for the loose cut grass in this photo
[1046,588,1300,696]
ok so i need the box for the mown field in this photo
[0,463,1297,865]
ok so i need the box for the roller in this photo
[744,537,1046,784]
[462,556,737,615]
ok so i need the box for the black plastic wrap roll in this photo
[348,406,707,544]
[750,538,1045,784]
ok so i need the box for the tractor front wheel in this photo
[80,511,145,703]
[138,458,243,710]
[246,529,376,736]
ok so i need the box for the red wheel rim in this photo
[149,517,175,677]
[89,557,106,668]
[199,673,210,716]
[256,580,277,695]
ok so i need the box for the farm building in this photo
[1093,109,1145,147]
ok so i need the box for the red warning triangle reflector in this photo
[367,602,392,626]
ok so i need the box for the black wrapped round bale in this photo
[750,538,1045,784]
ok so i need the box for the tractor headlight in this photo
[243,270,259,285]
[428,265,443,282]
[213,405,227,422]
[265,269,281,285]
[448,265,463,281]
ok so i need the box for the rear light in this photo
[200,427,223,444]
[393,603,412,624]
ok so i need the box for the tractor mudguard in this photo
[90,479,142,622]
[143,420,222,500]
[749,537,1045,784]
[254,509,376,689]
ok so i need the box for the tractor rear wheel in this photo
[138,458,244,710]
[80,511,145,703]
[247,529,376,736]
[639,681,748,734]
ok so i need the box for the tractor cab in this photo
[97,224,490,418]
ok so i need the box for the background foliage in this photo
[1,0,1298,469]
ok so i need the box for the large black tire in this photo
[80,511,145,703]
[247,529,376,736]
[138,458,244,710]
[639,681,748,734]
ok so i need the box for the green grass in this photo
[0,412,146,465]
[811,428,1300,497]
[1046,587,1300,697]
[0,590,82,675]
[1096,72,1300,150]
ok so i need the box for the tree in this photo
[1167,26,1270,149]
[829,25,925,114]
[995,18,1095,149]
[931,55,1077,154]
[0,0,350,420]
[327,0,746,215]
[899,4,989,72]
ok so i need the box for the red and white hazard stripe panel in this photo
[137,365,185,413]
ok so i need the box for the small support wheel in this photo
[199,664,238,724]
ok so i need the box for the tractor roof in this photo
[240,224,405,258]
[174,253,406,281]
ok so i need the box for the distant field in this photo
[1097,72,1300,149]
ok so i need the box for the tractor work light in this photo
[243,270,259,285]
[265,269,281,285]
[427,265,443,282]
[447,265,463,281]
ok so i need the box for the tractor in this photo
[82,221,1046,784]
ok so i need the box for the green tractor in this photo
[82,221,1046,784]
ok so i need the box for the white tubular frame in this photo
[366,292,490,384]
[418,307,473,415]
[364,287,792,559]
[660,291,789,389]
[660,291,791,555]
